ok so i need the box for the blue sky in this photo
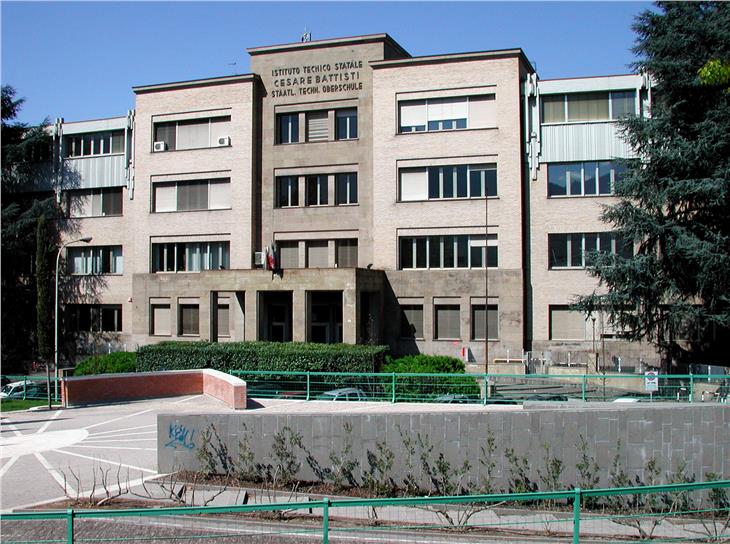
[2,1,652,124]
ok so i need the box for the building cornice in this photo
[133,74,259,94]
[247,33,410,58]
[370,48,534,73]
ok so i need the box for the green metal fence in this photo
[0,375,60,402]
[230,370,729,404]
[2,480,728,543]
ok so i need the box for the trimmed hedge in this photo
[383,354,466,374]
[136,341,388,374]
[73,352,137,376]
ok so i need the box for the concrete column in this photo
[298,241,307,268]
[199,292,211,341]
[423,297,434,342]
[328,240,336,268]
[170,298,179,338]
[244,290,258,341]
[328,110,336,141]
[234,291,246,341]
[298,175,305,208]
[328,174,335,206]
[342,288,357,344]
[293,289,306,342]
[298,112,306,143]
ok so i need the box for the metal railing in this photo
[0,375,60,402]
[230,370,729,404]
[2,480,728,543]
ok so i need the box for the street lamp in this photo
[55,236,92,402]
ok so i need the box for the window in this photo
[151,304,171,336]
[335,173,358,205]
[399,234,497,269]
[541,91,637,123]
[217,301,230,338]
[398,95,495,133]
[151,242,229,272]
[179,304,200,336]
[548,161,624,197]
[400,164,496,201]
[306,175,328,206]
[400,305,423,339]
[548,232,633,269]
[550,306,588,340]
[64,131,124,158]
[306,241,328,268]
[279,241,299,269]
[68,245,123,275]
[335,239,358,268]
[276,176,299,208]
[153,116,231,151]
[435,305,460,340]
[153,179,230,212]
[472,304,498,340]
[277,113,299,144]
[67,188,123,217]
[336,108,357,140]
[68,304,122,333]
[306,111,329,142]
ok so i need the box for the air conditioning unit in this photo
[217,136,231,147]
[254,251,266,266]
[153,141,167,152]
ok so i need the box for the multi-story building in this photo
[45,34,660,369]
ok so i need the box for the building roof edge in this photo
[370,48,534,72]
[133,74,258,94]
[247,33,410,58]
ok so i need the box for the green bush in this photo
[382,354,480,401]
[136,341,388,374]
[73,352,137,376]
[383,354,466,374]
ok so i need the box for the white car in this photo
[0,380,48,399]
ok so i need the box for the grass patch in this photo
[0,399,50,412]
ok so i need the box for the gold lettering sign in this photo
[270,60,364,98]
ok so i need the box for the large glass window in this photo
[153,117,230,151]
[399,234,496,269]
[67,188,123,218]
[153,179,230,212]
[541,90,637,124]
[335,173,358,205]
[548,161,622,197]
[335,239,358,268]
[400,305,424,339]
[276,176,299,208]
[336,108,357,140]
[151,242,229,272]
[435,305,460,340]
[306,175,328,206]
[400,164,496,201]
[548,232,633,268]
[68,304,122,333]
[68,245,123,275]
[179,304,200,336]
[277,113,299,144]
[398,95,494,133]
[472,304,498,341]
[64,130,124,158]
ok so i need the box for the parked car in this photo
[316,387,368,401]
[0,380,48,399]
[275,391,307,400]
[433,394,475,404]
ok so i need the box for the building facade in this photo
[48,34,660,369]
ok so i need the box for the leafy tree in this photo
[576,2,730,369]
[1,85,57,372]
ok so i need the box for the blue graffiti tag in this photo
[165,423,196,450]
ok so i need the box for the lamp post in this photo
[55,236,92,401]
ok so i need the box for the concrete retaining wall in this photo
[158,403,729,489]
[63,369,247,409]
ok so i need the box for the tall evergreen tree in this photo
[1,85,57,372]
[576,2,730,369]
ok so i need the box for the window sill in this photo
[70,273,124,277]
[66,152,125,159]
[396,126,498,136]
[399,267,498,271]
[151,333,172,337]
[547,194,614,199]
[152,208,232,214]
[152,145,231,153]
[71,214,124,219]
[434,338,462,342]
[398,196,499,203]
[549,266,587,271]
[541,119,620,127]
